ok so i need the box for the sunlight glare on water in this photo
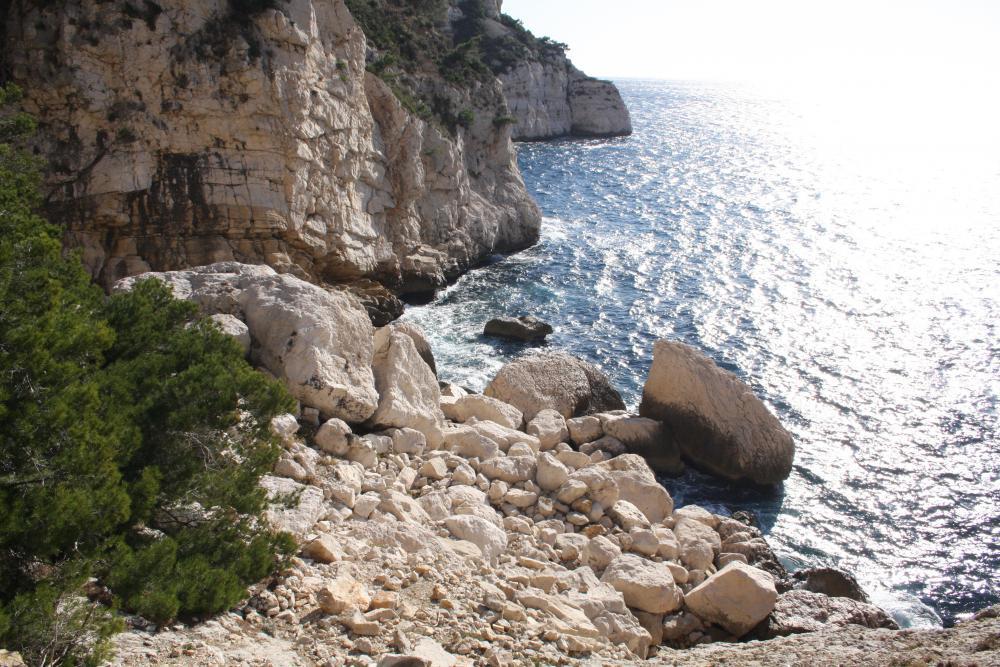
[402,80,1000,627]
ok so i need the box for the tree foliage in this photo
[0,83,296,665]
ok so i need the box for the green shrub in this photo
[0,83,296,663]
[457,108,475,129]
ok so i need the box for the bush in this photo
[0,84,296,663]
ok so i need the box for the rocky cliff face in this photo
[2,0,540,296]
[500,60,632,141]
[451,0,632,141]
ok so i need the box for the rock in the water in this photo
[483,315,553,342]
[761,590,899,638]
[600,554,683,615]
[116,264,378,422]
[368,328,445,446]
[683,561,778,637]
[791,567,870,602]
[638,340,794,484]
[485,352,625,421]
[603,416,683,476]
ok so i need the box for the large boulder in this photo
[483,315,553,342]
[485,352,625,421]
[600,554,683,614]
[760,590,899,638]
[638,340,794,484]
[603,416,684,476]
[116,263,378,422]
[391,321,437,376]
[368,328,445,447]
[683,561,778,637]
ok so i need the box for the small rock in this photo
[419,457,448,480]
[270,413,299,445]
[342,608,379,636]
[608,500,651,531]
[526,409,569,450]
[315,418,351,455]
[536,452,570,491]
[318,577,371,615]
[389,427,427,456]
[582,535,622,571]
[303,534,343,563]
[567,415,603,445]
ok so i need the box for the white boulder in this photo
[600,554,683,615]
[683,561,778,637]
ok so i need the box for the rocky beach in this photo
[0,0,997,665]
[97,263,993,665]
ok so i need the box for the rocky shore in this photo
[92,263,1000,666]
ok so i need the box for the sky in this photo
[500,0,1000,94]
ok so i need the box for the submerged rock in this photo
[485,351,625,421]
[483,315,553,342]
[639,339,794,484]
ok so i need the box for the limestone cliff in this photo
[2,0,541,300]
[452,1,632,140]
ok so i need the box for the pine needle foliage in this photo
[0,83,296,665]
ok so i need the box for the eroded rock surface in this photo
[5,0,540,293]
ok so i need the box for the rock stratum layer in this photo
[3,0,541,293]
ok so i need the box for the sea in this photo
[401,79,1000,627]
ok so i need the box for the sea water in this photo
[401,79,1000,626]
